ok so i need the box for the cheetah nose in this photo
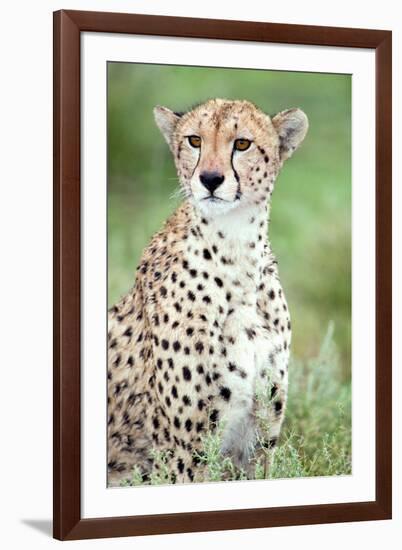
[199,171,225,194]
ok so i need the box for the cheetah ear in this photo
[272,108,309,161]
[154,106,182,150]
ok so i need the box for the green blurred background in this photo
[108,63,352,478]
[108,62,351,377]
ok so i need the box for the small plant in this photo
[120,465,144,487]
[193,422,248,482]
[148,449,174,485]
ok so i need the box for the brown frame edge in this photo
[53,9,392,541]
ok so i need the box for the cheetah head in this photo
[154,99,308,216]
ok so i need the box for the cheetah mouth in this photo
[202,194,241,204]
[202,195,226,203]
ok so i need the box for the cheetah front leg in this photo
[218,308,263,475]
[252,263,291,476]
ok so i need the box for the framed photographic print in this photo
[53,10,392,540]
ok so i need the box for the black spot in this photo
[152,417,160,429]
[173,341,181,352]
[245,328,256,340]
[203,249,212,260]
[174,417,181,429]
[171,386,178,398]
[202,295,211,304]
[209,409,219,424]
[185,419,193,432]
[187,468,194,481]
[189,269,197,278]
[187,290,196,301]
[123,326,132,338]
[177,458,184,473]
[182,366,192,381]
[198,399,205,411]
[274,401,283,413]
[161,339,169,350]
[108,460,126,473]
[269,289,275,300]
[183,395,191,406]
[214,277,223,288]
[186,327,194,336]
[220,387,231,401]
[195,341,204,354]
[270,384,278,399]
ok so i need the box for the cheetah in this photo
[108,98,308,486]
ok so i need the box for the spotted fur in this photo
[108,98,308,485]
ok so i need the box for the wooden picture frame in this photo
[53,9,392,540]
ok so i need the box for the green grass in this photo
[108,63,352,482]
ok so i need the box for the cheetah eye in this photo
[234,138,251,151]
[188,135,201,148]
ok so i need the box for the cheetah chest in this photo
[180,211,276,463]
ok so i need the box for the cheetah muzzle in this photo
[108,98,308,485]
